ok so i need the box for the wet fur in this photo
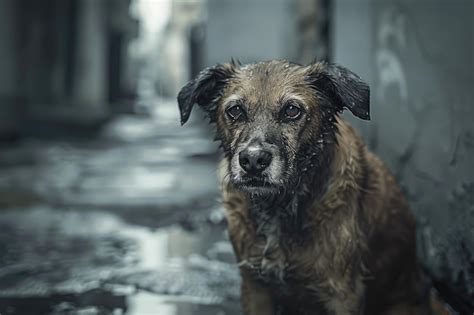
[178,60,431,315]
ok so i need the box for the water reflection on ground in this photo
[0,99,241,315]
[0,206,240,315]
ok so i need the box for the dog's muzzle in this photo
[239,147,273,176]
[230,137,285,193]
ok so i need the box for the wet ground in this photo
[0,99,241,315]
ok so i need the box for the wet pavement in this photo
[0,99,241,315]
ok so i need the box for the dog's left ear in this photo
[177,63,237,125]
[307,62,370,120]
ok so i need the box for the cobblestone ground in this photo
[0,99,241,315]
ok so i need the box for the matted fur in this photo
[178,60,431,315]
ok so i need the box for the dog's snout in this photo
[239,148,272,175]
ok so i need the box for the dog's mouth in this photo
[232,176,280,195]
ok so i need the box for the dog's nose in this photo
[239,148,272,175]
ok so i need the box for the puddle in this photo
[126,291,240,315]
[0,289,240,315]
[0,206,240,315]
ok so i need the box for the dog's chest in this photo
[241,215,301,289]
[244,242,290,289]
[224,191,318,292]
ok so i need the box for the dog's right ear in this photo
[177,63,237,125]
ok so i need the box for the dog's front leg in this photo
[240,270,275,315]
[324,296,364,315]
[321,276,365,315]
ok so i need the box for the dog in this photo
[177,60,431,315]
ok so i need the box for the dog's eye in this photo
[283,103,302,119]
[226,105,245,121]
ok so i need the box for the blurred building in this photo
[205,0,329,67]
[155,0,329,98]
[154,0,205,98]
[0,0,138,139]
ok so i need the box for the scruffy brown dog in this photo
[178,60,431,315]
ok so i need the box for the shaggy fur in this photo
[177,60,431,315]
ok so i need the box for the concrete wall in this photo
[73,0,107,106]
[205,0,297,66]
[0,0,18,99]
[333,0,474,307]
[0,0,20,136]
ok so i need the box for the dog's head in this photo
[178,60,369,196]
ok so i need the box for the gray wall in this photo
[334,0,474,305]
[73,0,108,106]
[0,0,18,98]
[0,0,20,136]
[205,0,297,66]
